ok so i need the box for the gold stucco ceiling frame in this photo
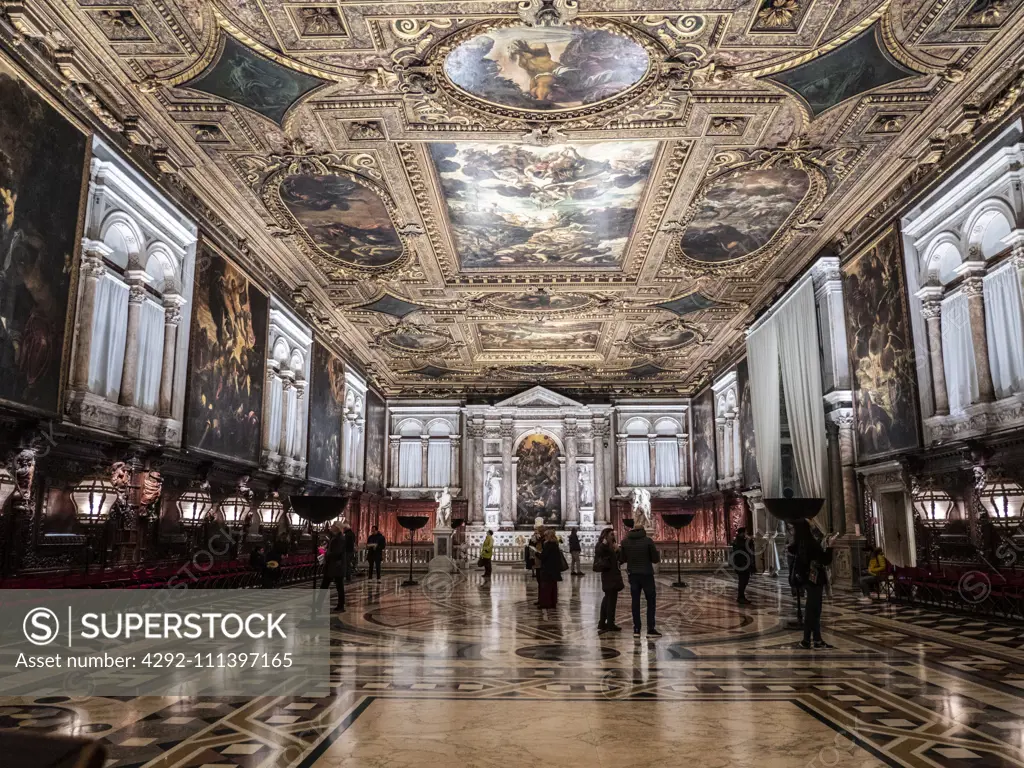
[623,317,705,356]
[400,15,678,127]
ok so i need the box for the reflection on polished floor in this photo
[6,570,1024,767]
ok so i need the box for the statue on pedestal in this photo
[485,466,501,508]
[629,488,653,530]
[434,486,452,528]
[578,464,593,507]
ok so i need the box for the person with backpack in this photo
[618,524,662,638]
[789,519,835,649]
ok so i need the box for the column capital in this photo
[920,300,942,319]
[961,275,985,297]
[127,282,148,305]
[827,407,855,429]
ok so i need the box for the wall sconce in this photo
[257,491,285,530]
[0,466,15,513]
[219,476,254,528]
[176,483,214,526]
[912,488,955,522]
[980,478,1024,519]
[71,477,117,525]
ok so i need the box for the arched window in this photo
[397,420,423,487]
[623,417,651,486]
[653,418,680,487]
[426,420,452,487]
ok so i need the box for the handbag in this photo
[477,557,486,568]
[559,551,570,572]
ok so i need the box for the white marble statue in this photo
[578,464,593,507]
[485,466,502,508]
[629,488,653,530]
[434,486,452,528]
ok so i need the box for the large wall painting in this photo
[185,251,268,464]
[364,387,386,494]
[516,433,561,526]
[429,141,657,270]
[691,388,717,495]
[478,322,601,351]
[278,173,404,270]
[842,228,920,462]
[765,27,916,118]
[679,167,810,265]
[736,360,759,488]
[307,342,344,484]
[443,24,650,113]
[0,58,87,415]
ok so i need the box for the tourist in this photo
[619,524,661,638]
[321,522,347,612]
[593,527,623,632]
[568,528,582,576]
[731,527,756,605]
[479,529,494,580]
[366,525,386,581]
[537,529,563,609]
[859,547,888,602]
[790,520,835,649]
[343,523,356,582]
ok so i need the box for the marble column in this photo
[715,419,727,481]
[72,243,112,391]
[677,436,688,487]
[262,364,281,458]
[278,373,294,458]
[388,436,401,487]
[829,408,858,535]
[592,421,607,526]
[565,423,579,526]
[471,427,484,522]
[647,435,656,487]
[500,421,514,528]
[918,289,950,415]
[449,437,461,489]
[117,276,148,407]
[731,418,741,480]
[157,295,184,418]
[420,436,430,488]
[962,273,995,403]
[294,382,308,462]
[615,435,626,488]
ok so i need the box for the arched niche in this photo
[925,236,963,286]
[965,198,1015,259]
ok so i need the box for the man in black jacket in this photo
[343,523,357,582]
[732,528,756,605]
[619,525,661,638]
[320,524,346,612]
[366,526,386,580]
[568,529,582,576]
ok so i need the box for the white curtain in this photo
[777,280,828,499]
[266,378,283,454]
[427,440,451,487]
[625,440,650,486]
[654,440,680,487]
[132,298,165,413]
[984,264,1024,399]
[746,321,781,498]
[87,274,128,402]
[942,291,978,414]
[398,440,422,487]
[282,387,299,457]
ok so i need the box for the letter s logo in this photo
[23,608,60,646]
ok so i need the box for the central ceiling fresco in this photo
[13,0,1024,396]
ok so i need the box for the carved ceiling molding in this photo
[622,317,705,356]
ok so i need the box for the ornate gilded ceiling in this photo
[5,0,1024,396]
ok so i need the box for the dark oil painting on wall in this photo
[842,228,920,462]
[364,387,386,494]
[444,24,649,112]
[736,360,760,488]
[679,167,810,264]
[691,388,717,495]
[516,433,561,526]
[0,58,86,414]
[307,342,344,484]
[429,141,657,269]
[279,174,404,270]
[186,251,268,464]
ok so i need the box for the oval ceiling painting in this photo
[443,23,650,113]
[385,327,450,354]
[487,291,592,314]
[630,323,696,352]
[279,174,404,269]
[679,167,811,264]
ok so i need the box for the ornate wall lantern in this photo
[912,488,955,523]
[0,466,15,513]
[257,491,285,531]
[71,477,117,525]
[979,478,1024,519]
[176,483,214,526]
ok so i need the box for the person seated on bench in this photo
[858,547,888,602]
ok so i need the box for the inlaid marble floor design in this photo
[4,570,1024,767]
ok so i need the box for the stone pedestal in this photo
[429,525,459,573]
[830,534,866,590]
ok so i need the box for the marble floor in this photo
[5,569,1024,767]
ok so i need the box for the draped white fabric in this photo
[776,280,828,499]
[132,298,165,413]
[87,274,128,402]
[398,440,422,487]
[283,387,299,457]
[984,264,1024,399]
[625,440,650,486]
[266,378,283,454]
[941,291,978,414]
[746,321,782,498]
[654,440,680,487]
[427,439,451,487]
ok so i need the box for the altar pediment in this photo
[495,386,584,409]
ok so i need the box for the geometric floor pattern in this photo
[3,570,1024,767]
